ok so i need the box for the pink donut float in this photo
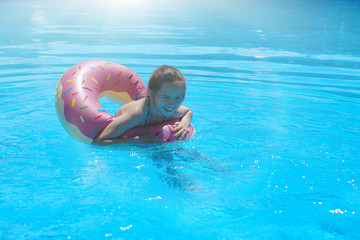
[55,60,195,143]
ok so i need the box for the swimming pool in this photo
[1,0,359,239]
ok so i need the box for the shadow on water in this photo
[142,144,237,192]
[97,141,236,192]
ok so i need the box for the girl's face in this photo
[153,81,185,117]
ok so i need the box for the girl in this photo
[94,65,193,145]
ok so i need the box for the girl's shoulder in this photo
[117,98,148,117]
[171,105,190,118]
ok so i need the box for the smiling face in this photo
[152,81,185,117]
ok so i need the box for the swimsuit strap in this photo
[136,95,148,100]
[144,97,151,127]
[143,97,167,126]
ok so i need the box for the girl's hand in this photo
[172,121,190,140]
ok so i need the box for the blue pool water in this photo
[1,0,360,239]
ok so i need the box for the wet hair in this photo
[148,65,186,97]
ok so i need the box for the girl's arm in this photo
[171,106,193,140]
[94,110,143,144]
[172,106,192,120]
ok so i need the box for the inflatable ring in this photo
[55,60,195,143]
